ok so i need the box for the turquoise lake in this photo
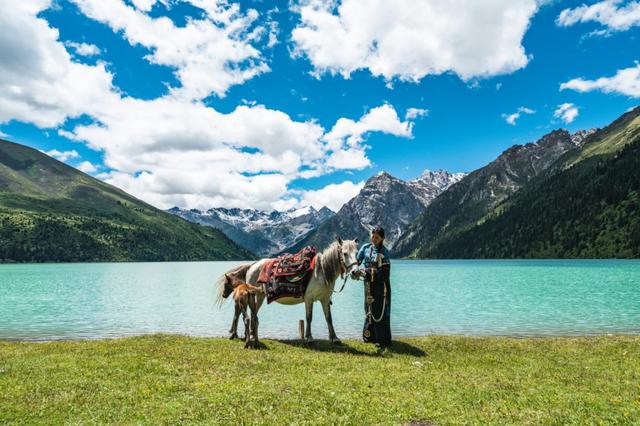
[1,260,639,340]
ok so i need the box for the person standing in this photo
[354,226,391,353]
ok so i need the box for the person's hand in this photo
[350,269,363,280]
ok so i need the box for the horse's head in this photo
[336,236,359,274]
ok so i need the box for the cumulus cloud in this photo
[64,101,415,210]
[323,104,414,170]
[291,0,539,83]
[298,180,364,211]
[64,41,101,56]
[70,0,270,99]
[0,1,421,212]
[76,160,99,173]
[557,0,640,32]
[502,106,536,125]
[0,1,117,128]
[560,62,640,97]
[554,103,579,124]
[43,149,80,162]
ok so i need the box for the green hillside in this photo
[0,139,254,262]
[394,129,579,257]
[415,107,640,258]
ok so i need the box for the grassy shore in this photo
[1,335,639,425]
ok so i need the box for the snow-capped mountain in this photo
[282,169,466,253]
[168,205,334,256]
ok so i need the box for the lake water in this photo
[1,260,639,340]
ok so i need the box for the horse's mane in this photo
[317,240,357,285]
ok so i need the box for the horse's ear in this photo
[224,273,231,283]
[336,236,343,245]
[354,237,358,244]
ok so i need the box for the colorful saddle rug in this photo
[258,246,317,303]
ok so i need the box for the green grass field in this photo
[1,335,639,425]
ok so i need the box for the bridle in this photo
[333,244,359,294]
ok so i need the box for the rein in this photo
[363,265,389,324]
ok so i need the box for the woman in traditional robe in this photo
[354,226,391,353]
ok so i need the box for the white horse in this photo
[217,237,359,344]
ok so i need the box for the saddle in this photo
[258,246,317,303]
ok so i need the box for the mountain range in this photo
[168,205,334,256]
[2,107,638,262]
[0,139,252,262]
[393,127,597,256]
[398,107,640,258]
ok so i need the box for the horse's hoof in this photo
[305,337,315,344]
[331,338,342,345]
[229,333,238,340]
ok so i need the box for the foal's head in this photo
[223,273,238,299]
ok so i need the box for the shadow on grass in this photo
[276,339,427,357]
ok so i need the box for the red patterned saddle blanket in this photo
[258,246,317,303]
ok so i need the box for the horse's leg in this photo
[305,299,314,343]
[321,298,340,344]
[229,305,240,340]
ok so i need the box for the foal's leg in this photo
[241,306,251,349]
[321,298,340,344]
[305,299,314,343]
[229,305,240,340]
[249,295,259,348]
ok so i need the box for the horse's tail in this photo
[214,263,254,308]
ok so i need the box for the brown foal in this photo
[223,274,263,348]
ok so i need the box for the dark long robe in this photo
[363,263,391,347]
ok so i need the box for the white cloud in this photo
[502,106,536,125]
[554,103,579,124]
[70,0,270,100]
[43,149,80,162]
[0,1,117,128]
[300,180,364,211]
[560,63,640,97]
[276,180,365,212]
[405,107,428,120]
[0,1,420,212]
[65,101,415,210]
[323,104,414,170]
[130,0,159,12]
[557,0,640,32]
[65,41,101,56]
[291,0,539,83]
[76,160,99,173]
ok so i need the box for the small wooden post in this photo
[298,320,304,340]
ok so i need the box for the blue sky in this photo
[1,0,639,211]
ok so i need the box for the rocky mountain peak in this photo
[571,128,598,147]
